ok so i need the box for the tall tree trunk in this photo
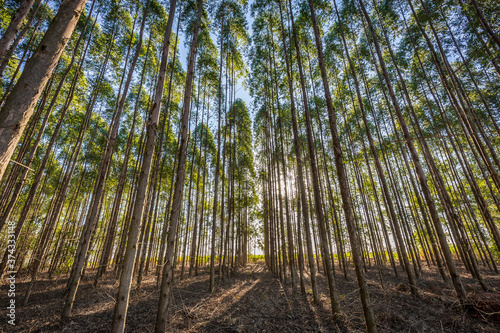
[358,0,467,303]
[62,0,146,318]
[0,0,97,235]
[0,0,36,62]
[155,0,203,330]
[467,0,500,50]
[0,0,43,78]
[277,0,319,304]
[304,0,377,329]
[333,0,417,295]
[287,0,340,314]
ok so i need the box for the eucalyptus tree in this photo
[327,0,416,297]
[63,0,150,318]
[1,0,500,330]
[353,0,469,303]
[227,98,255,265]
[0,0,43,78]
[0,0,89,181]
[110,0,184,329]
[255,0,321,302]
[208,0,249,291]
[0,0,98,245]
[155,0,205,329]
[93,23,157,286]
[0,0,37,63]
[187,31,219,277]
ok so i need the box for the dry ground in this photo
[1,260,500,332]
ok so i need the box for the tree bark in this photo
[0,0,36,63]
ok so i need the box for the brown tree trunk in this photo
[155,0,203,330]
[62,1,144,318]
[0,0,89,181]
[332,0,417,296]
[306,0,377,329]
[0,0,36,62]
[359,0,466,303]
[277,0,319,304]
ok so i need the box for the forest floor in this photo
[2,260,500,332]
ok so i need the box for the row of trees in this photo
[0,0,255,331]
[0,0,499,331]
[251,0,499,331]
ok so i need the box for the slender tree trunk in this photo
[155,0,203,330]
[0,0,89,181]
[302,0,377,329]
[0,0,42,77]
[358,0,466,303]
[468,0,500,50]
[62,0,146,318]
[0,0,36,62]
[277,0,319,304]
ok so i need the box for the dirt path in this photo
[1,262,335,332]
[1,261,499,332]
[182,263,336,332]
